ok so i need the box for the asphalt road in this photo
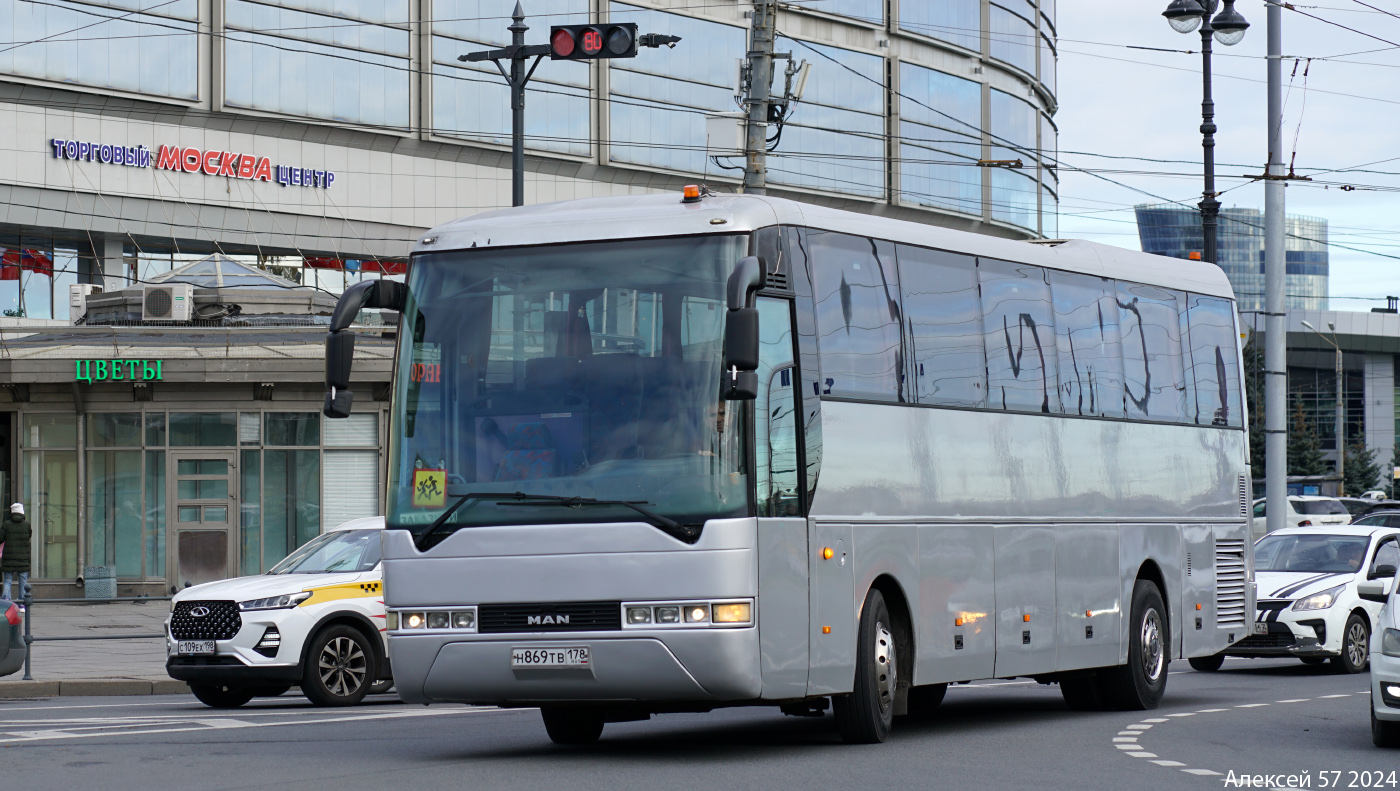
[1,658,1389,791]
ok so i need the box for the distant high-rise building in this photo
[1134,204,1328,311]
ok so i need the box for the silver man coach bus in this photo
[322,191,1255,744]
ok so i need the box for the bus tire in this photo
[1188,654,1225,672]
[833,588,897,744]
[1096,580,1169,711]
[540,706,605,745]
[1060,677,1105,711]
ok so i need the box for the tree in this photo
[1287,396,1327,477]
[1242,330,1265,480]
[1345,441,1381,496]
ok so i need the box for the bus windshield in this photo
[388,235,751,538]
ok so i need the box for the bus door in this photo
[753,296,815,699]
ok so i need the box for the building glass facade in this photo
[1135,204,1329,312]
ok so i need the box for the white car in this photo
[1190,525,1398,674]
[1359,569,1399,747]
[1251,496,1351,540]
[165,517,389,708]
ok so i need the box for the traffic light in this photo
[548,23,637,60]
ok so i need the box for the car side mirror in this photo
[1370,563,1397,581]
[1358,579,1391,604]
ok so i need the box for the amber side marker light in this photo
[1188,251,1202,260]
[1196,603,1202,610]
[822,626,831,634]
[1023,614,1031,623]
[955,618,964,627]
[822,547,834,560]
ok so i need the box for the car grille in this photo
[1216,538,1248,627]
[1256,600,1291,621]
[1236,626,1296,649]
[170,601,241,641]
[478,601,622,634]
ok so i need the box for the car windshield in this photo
[1254,533,1370,574]
[1294,499,1348,515]
[388,235,751,537]
[268,529,382,574]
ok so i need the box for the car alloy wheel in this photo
[1332,613,1370,674]
[320,636,368,697]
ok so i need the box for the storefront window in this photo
[88,450,144,577]
[169,413,237,446]
[22,413,77,448]
[263,450,321,566]
[145,451,165,578]
[239,413,261,445]
[241,450,261,576]
[24,450,78,579]
[88,413,142,447]
[145,413,166,446]
[265,413,320,446]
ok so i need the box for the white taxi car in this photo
[1251,496,1351,540]
[165,517,390,708]
[1194,525,1398,674]
[1359,570,1399,747]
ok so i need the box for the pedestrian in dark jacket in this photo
[1,503,31,605]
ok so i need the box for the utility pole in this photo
[463,4,679,207]
[1198,10,1220,265]
[741,0,776,195]
[1264,0,1287,532]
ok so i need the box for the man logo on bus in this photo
[527,615,570,625]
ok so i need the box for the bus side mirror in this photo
[324,330,355,418]
[323,279,409,419]
[722,257,764,401]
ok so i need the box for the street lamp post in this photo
[1162,0,1249,265]
[1302,320,1346,495]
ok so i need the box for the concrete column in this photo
[93,233,127,289]
[1366,353,1395,486]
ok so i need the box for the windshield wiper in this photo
[418,491,701,546]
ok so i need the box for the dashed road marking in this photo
[1235,703,1269,708]
[1195,708,1228,713]
[1126,751,1158,758]
[1166,712,1196,717]
[1142,717,1169,723]
[1151,760,1186,767]
[1113,737,1139,742]
[1319,694,1350,699]
[1276,699,1310,703]
[1182,769,1222,776]
[1126,724,1153,730]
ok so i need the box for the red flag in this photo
[304,257,343,269]
[21,249,52,277]
[0,250,19,281]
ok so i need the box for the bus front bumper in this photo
[389,627,761,705]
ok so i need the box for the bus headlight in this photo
[621,600,753,628]
[403,612,426,629]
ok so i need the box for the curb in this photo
[0,679,190,698]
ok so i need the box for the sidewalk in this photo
[0,601,189,698]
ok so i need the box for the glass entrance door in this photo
[169,451,237,588]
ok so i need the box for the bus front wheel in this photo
[1096,579,1169,710]
[540,706,605,745]
[833,588,898,744]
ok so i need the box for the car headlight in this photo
[238,591,312,611]
[1384,628,1400,658]
[1292,583,1346,612]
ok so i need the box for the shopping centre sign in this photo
[49,139,336,189]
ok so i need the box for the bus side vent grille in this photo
[763,270,790,291]
[1238,475,1249,517]
[1186,553,1192,577]
[1215,538,1247,627]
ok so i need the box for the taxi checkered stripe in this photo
[359,582,381,594]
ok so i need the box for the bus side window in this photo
[1118,282,1188,423]
[1047,271,1124,418]
[1183,294,1243,427]
[896,244,985,408]
[755,297,801,516]
[977,259,1059,414]
[809,231,904,402]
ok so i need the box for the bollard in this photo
[21,581,32,681]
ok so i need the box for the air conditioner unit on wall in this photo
[69,283,102,324]
[142,283,193,322]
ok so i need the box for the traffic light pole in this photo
[462,3,550,207]
[741,0,776,195]
[463,5,679,208]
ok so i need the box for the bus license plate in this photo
[1252,622,1269,636]
[177,640,215,655]
[511,646,590,668]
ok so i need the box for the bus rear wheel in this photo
[1095,580,1169,711]
[540,706,605,745]
[833,588,897,744]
